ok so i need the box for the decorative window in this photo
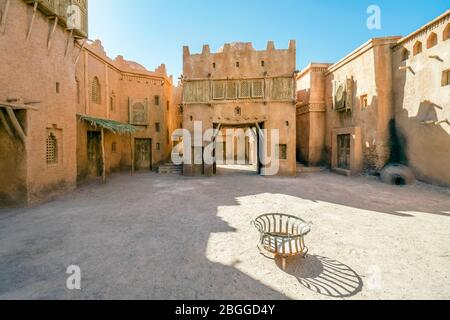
[276,144,287,160]
[360,95,368,109]
[111,142,117,153]
[155,122,161,132]
[413,41,422,56]
[226,81,238,99]
[443,24,450,41]
[272,77,293,100]
[252,80,264,98]
[401,48,410,61]
[46,132,58,164]
[235,107,241,116]
[154,95,160,106]
[426,32,438,49]
[213,81,225,100]
[239,80,251,98]
[91,77,101,104]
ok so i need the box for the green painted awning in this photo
[77,114,141,134]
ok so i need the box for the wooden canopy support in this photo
[26,1,39,41]
[0,100,39,111]
[0,0,10,34]
[75,39,86,65]
[101,128,106,184]
[47,16,59,49]
[4,107,26,144]
[65,28,74,57]
[0,108,14,138]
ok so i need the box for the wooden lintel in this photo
[0,108,14,138]
[5,107,26,144]
[0,0,11,34]
[26,1,39,41]
[0,101,39,111]
[47,16,59,49]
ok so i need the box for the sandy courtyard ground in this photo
[0,170,449,300]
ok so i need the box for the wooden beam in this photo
[0,108,14,138]
[0,0,10,34]
[130,134,135,176]
[101,128,106,184]
[47,16,59,50]
[75,38,86,65]
[26,1,38,40]
[0,101,39,111]
[64,28,73,57]
[5,107,26,144]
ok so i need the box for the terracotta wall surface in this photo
[75,41,178,182]
[392,12,450,187]
[182,41,297,176]
[0,0,78,206]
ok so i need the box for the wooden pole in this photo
[101,128,106,184]
[130,133,135,176]
[0,108,14,138]
[0,0,10,34]
[5,107,26,144]
[26,1,38,41]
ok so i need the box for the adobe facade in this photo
[182,41,297,176]
[0,2,449,208]
[0,0,179,206]
[297,10,450,186]
[75,40,176,182]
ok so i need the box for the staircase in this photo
[158,162,183,174]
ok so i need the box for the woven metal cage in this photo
[252,213,312,258]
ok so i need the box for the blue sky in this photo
[89,0,449,78]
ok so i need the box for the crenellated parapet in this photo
[183,40,296,80]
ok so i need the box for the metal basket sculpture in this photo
[252,214,312,259]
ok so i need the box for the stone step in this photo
[158,163,183,174]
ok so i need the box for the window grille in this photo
[226,81,238,99]
[91,77,101,104]
[213,81,225,100]
[46,133,58,164]
[252,80,264,98]
[239,80,251,98]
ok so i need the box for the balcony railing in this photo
[25,0,88,37]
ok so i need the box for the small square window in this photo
[261,61,265,67]
[155,123,161,132]
[442,70,450,86]
[212,62,216,69]
[236,62,240,68]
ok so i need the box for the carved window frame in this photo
[239,80,252,99]
[252,79,264,98]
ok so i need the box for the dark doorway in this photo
[87,131,102,178]
[134,138,152,171]
[337,134,351,170]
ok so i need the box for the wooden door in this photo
[134,138,152,171]
[87,131,102,177]
[337,134,351,170]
